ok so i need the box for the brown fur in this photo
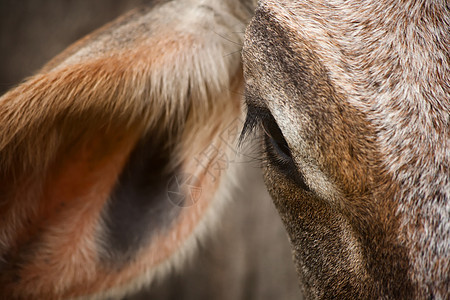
[243,0,448,298]
[0,0,251,298]
[0,0,448,299]
[244,11,409,297]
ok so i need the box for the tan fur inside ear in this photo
[0,2,247,296]
[0,28,241,174]
[63,78,244,299]
[0,126,140,293]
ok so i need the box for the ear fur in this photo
[0,1,250,298]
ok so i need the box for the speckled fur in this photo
[0,0,448,299]
[243,0,448,298]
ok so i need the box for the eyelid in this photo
[264,128,292,161]
[241,104,311,192]
[240,103,294,164]
[261,119,274,139]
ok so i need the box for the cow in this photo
[0,0,448,299]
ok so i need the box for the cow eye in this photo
[240,104,310,191]
[261,114,293,166]
[260,111,310,192]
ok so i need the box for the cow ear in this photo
[0,4,246,298]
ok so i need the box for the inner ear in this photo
[102,132,182,264]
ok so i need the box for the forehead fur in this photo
[245,0,449,296]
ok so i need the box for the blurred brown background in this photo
[0,0,151,95]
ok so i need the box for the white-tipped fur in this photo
[265,0,449,296]
[1,0,447,298]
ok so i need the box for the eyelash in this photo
[240,105,310,192]
[239,105,266,143]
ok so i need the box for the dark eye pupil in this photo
[261,114,310,192]
[262,117,292,160]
